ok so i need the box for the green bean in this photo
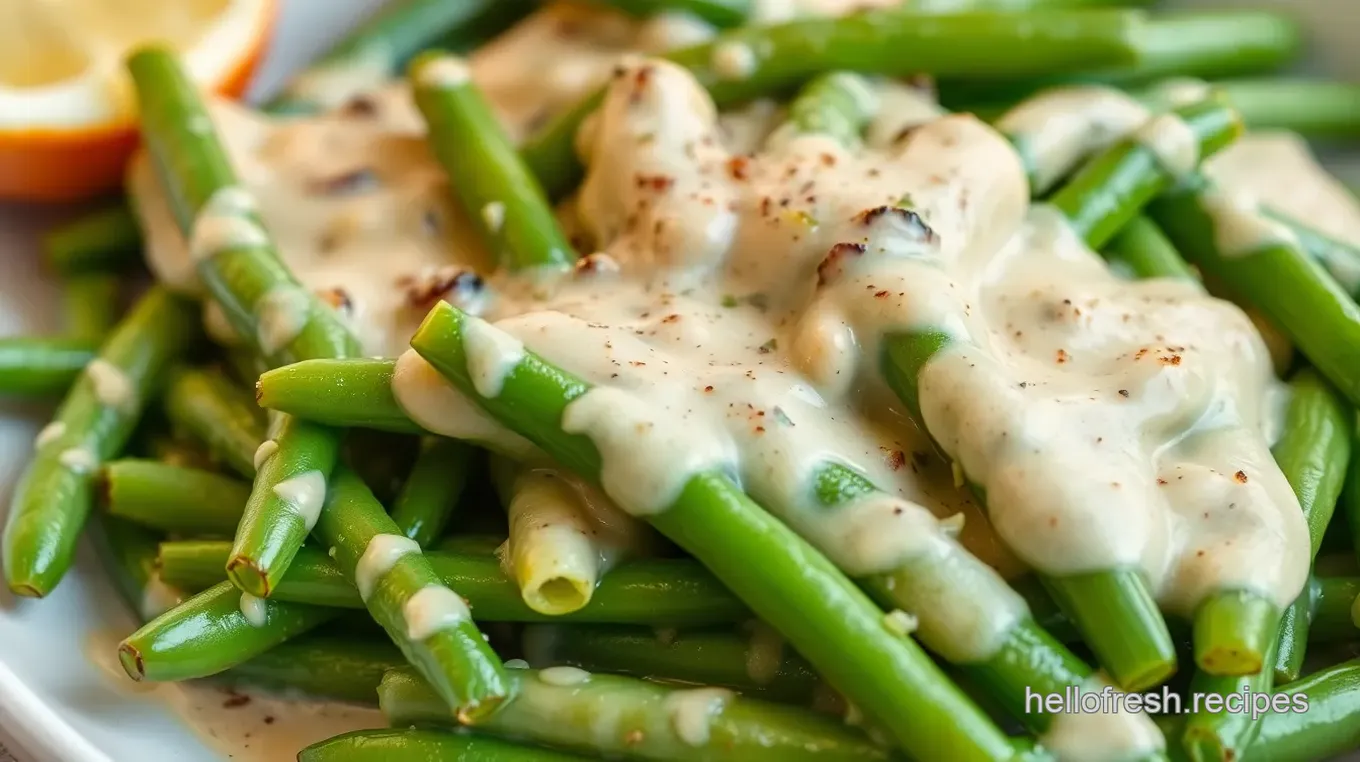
[411,53,576,273]
[1180,634,1279,762]
[583,0,750,27]
[525,8,1157,199]
[129,47,361,596]
[312,466,509,721]
[1243,658,1360,762]
[1307,577,1360,645]
[1149,176,1360,408]
[300,728,592,762]
[881,329,1176,692]
[158,540,749,626]
[227,415,343,596]
[41,204,142,275]
[0,337,98,397]
[1105,215,1199,281]
[1216,78,1360,138]
[117,580,337,682]
[379,666,898,762]
[410,303,1016,760]
[100,460,248,536]
[226,634,404,704]
[163,367,266,478]
[62,274,122,340]
[1049,96,1242,249]
[1270,368,1352,683]
[810,466,1100,738]
[268,0,525,114]
[1108,12,1299,82]
[1261,209,1360,298]
[523,624,823,705]
[256,358,421,434]
[1193,590,1279,677]
[769,71,878,149]
[3,288,199,597]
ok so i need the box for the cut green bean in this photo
[411,53,576,273]
[525,8,1156,199]
[770,71,879,149]
[42,204,142,275]
[1270,367,1352,683]
[1217,78,1360,138]
[1261,208,1360,298]
[1149,177,1360,408]
[1193,590,1279,677]
[1244,658,1360,762]
[1049,96,1242,249]
[312,466,509,721]
[256,358,421,434]
[227,415,342,597]
[226,634,404,704]
[158,540,749,626]
[163,367,266,478]
[117,580,337,682]
[390,437,473,546]
[410,302,1016,759]
[881,328,1176,692]
[1109,12,1299,82]
[300,728,592,762]
[1105,214,1199,281]
[380,666,897,762]
[100,460,248,536]
[62,274,122,340]
[0,337,98,397]
[1311,577,1360,644]
[523,624,822,705]
[1180,631,1279,761]
[3,288,199,597]
[129,47,360,597]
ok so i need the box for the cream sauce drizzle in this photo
[997,85,1151,194]
[271,470,327,533]
[402,585,471,641]
[121,5,1336,752]
[354,533,420,602]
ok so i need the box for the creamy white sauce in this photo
[391,349,541,459]
[997,86,1150,194]
[34,421,66,449]
[85,359,136,413]
[122,8,1329,751]
[271,470,327,533]
[416,56,472,90]
[252,439,279,471]
[1198,190,1301,259]
[354,533,420,602]
[1206,132,1360,287]
[538,665,592,687]
[882,608,918,637]
[481,201,506,233]
[498,462,653,614]
[254,288,312,356]
[189,212,270,261]
[402,585,471,641]
[58,447,99,473]
[710,41,757,81]
[665,687,732,746]
[462,316,526,397]
[1134,113,1200,178]
[1040,676,1167,762]
[238,593,268,628]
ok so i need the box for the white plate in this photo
[0,1,1356,760]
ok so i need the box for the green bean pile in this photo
[6,0,1360,760]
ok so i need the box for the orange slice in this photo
[0,0,276,203]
